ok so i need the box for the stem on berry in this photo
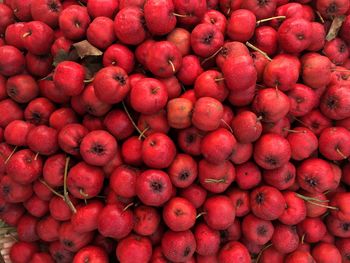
[196,212,206,219]
[201,46,223,65]
[173,13,191,18]
[123,202,134,212]
[4,146,17,164]
[205,178,226,183]
[256,16,286,26]
[246,41,272,61]
[282,128,306,134]
[296,193,338,210]
[336,147,348,159]
[122,101,146,139]
[220,119,233,133]
[63,156,77,214]
[256,243,273,263]
[39,179,64,199]
[168,60,176,73]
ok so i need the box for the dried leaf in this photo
[53,49,70,66]
[52,49,79,66]
[82,56,103,81]
[72,40,103,59]
[326,15,346,41]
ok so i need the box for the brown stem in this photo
[214,77,225,82]
[201,46,223,65]
[138,126,150,140]
[331,69,350,72]
[79,189,89,199]
[316,11,325,23]
[34,152,39,161]
[205,178,226,183]
[301,233,306,244]
[172,13,190,18]
[275,83,279,97]
[8,233,18,242]
[326,15,346,41]
[322,211,330,220]
[123,202,134,212]
[196,212,207,219]
[282,128,306,134]
[256,16,286,26]
[122,101,146,139]
[38,74,53,81]
[307,200,339,210]
[63,156,77,214]
[336,147,348,159]
[256,243,273,263]
[296,193,338,210]
[0,227,16,232]
[22,32,31,38]
[323,190,332,195]
[168,60,176,73]
[220,119,233,133]
[292,116,313,131]
[4,146,17,164]
[77,0,85,6]
[256,83,266,88]
[83,78,94,83]
[296,193,329,203]
[39,179,64,198]
[246,41,272,61]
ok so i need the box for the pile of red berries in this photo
[0,0,350,262]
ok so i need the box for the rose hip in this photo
[80,130,117,166]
